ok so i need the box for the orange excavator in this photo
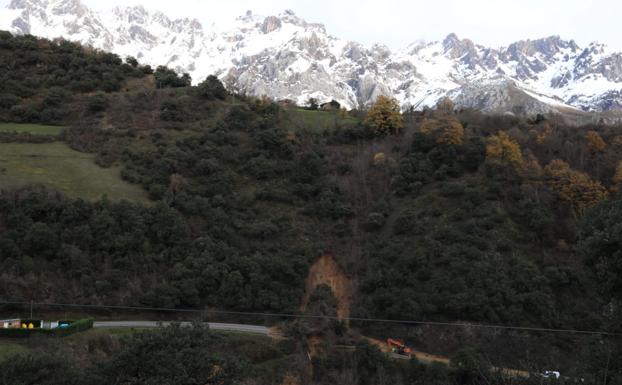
[387,338,412,357]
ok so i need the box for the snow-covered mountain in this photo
[2,0,622,114]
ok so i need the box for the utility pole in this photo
[30,300,33,319]
[603,340,612,385]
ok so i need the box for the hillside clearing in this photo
[284,108,359,133]
[0,123,64,136]
[0,142,150,202]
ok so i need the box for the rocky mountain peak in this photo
[261,16,281,34]
[8,0,33,9]
[277,9,326,33]
[442,33,480,69]
[442,33,460,50]
[10,0,86,15]
[504,35,579,61]
[113,5,149,24]
[584,42,607,56]
[9,0,49,9]
[2,2,622,114]
[370,43,392,61]
[442,33,476,54]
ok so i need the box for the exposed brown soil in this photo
[364,337,530,378]
[268,326,285,340]
[301,255,352,320]
[280,374,301,385]
[365,337,450,365]
[307,334,324,357]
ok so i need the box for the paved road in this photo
[93,321,271,335]
[93,322,530,378]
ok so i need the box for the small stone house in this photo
[320,100,341,111]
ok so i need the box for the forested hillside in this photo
[0,32,621,384]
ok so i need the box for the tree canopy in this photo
[485,131,523,171]
[365,95,404,136]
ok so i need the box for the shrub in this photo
[0,93,21,109]
[195,75,227,100]
[155,66,191,88]
[87,93,108,113]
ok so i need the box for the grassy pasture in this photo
[0,123,64,136]
[0,142,149,202]
[283,108,359,133]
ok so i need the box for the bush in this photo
[87,93,108,113]
[362,212,386,231]
[160,101,185,121]
[0,93,21,109]
[155,66,191,88]
[195,75,227,100]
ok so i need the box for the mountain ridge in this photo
[2,0,622,114]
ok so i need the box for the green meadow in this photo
[0,123,64,136]
[0,142,149,202]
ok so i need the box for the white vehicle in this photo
[542,371,561,380]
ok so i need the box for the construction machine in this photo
[387,338,412,357]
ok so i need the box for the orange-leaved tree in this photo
[365,95,404,136]
[585,130,606,155]
[485,131,523,171]
[544,159,608,214]
[523,151,544,181]
[531,122,553,145]
[438,118,465,146]
[419,117,465,146]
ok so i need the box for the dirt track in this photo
[365,337,530,378]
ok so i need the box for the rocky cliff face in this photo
[2,0,622,114]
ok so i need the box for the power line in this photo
[1,300,619,337]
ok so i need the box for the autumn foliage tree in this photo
[420,117,465,146]
[437,119,465,146]
[364,95,404,136]
[420,118,442,135]
[523,151,544,181]
[544,159,608,214]
[530,122,553,145]
[485,131,523,171]
[585,130,606,155]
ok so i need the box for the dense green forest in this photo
[0,32,621,384]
